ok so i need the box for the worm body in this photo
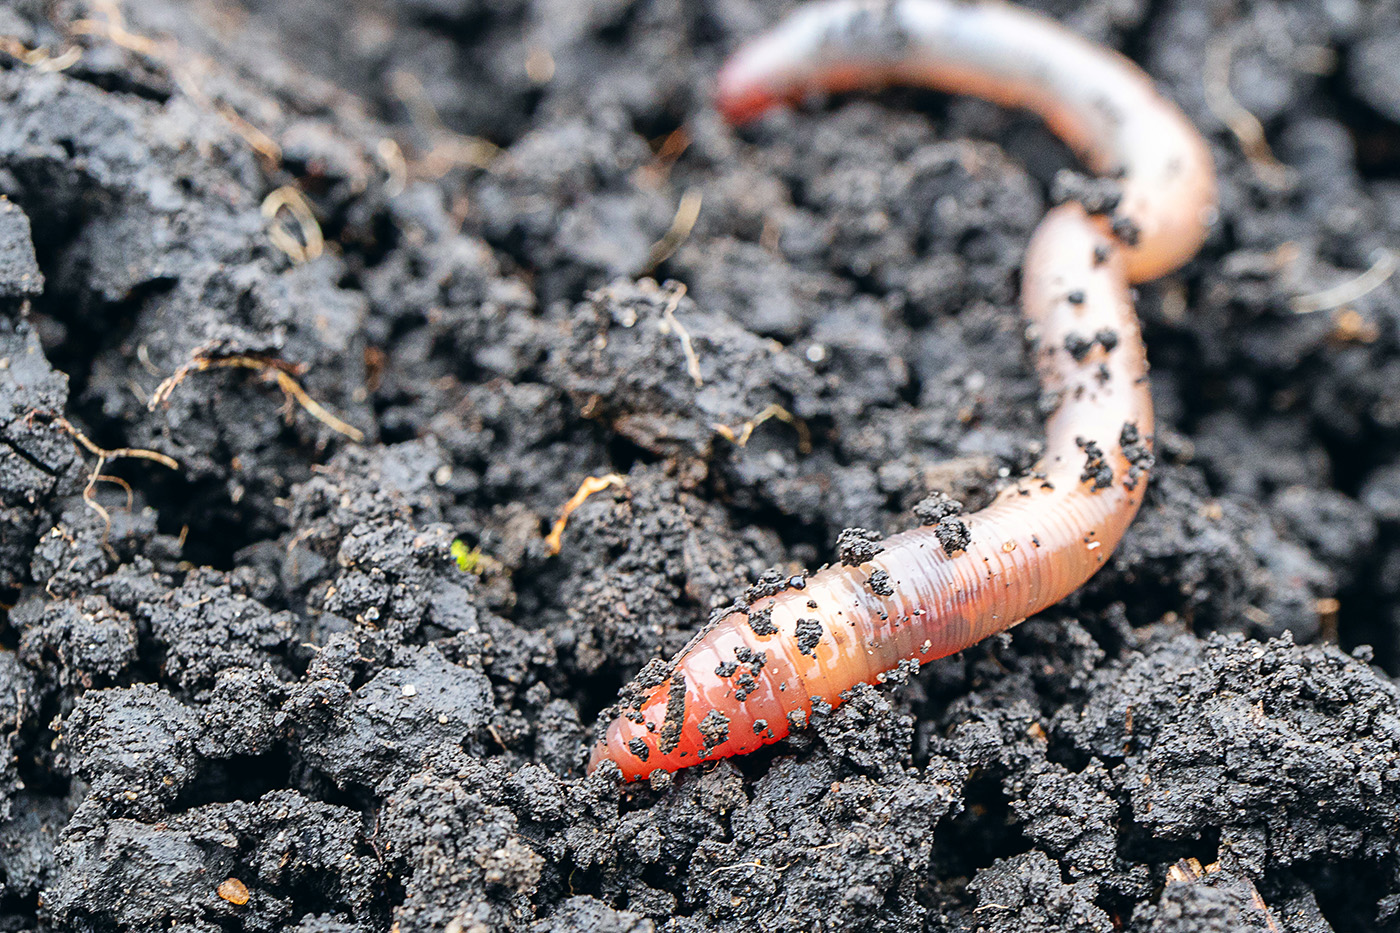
[715,0,1216,280]
[589,0,1215,781]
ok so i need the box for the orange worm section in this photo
[589,0,1215,781]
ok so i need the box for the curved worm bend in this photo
[589,0,1216,781]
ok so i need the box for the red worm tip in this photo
[586,741,606,775]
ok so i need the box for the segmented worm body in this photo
[589,0,1216,781]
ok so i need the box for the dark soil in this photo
[1,0,1399,930]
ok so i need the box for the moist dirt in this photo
[1,0,1399,930]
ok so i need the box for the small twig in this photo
[546,473,626,555]
[652,127,692,173]
[657,283,703,387]
[1204,36,1294,191]
[261,186,325,264]
[712,403,812,454]
[1315,596,1340,643]
[1165,857,1210,885]
[646,188,703,271]
[486,723,509,750]
[1290,248,1397,314]
[1244,876,1282,933]
[149,354,364,442]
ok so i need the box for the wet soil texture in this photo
[1,0,1400,931]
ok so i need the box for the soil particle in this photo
[1350,29,1400,124]
[1078,437,1113,489]
[936,515,972,555]
[47,788,385,930]
[531,896,651,933]
[1119,421,1153,490]
[914,490,964,525]
[0,197,41,301]
[1104,462,1333,642]
[288,642,495,793]
[965,849,1111,932]
[0,653,40,824]
[657,674,688,756]
[1061,633,1400,876]
[0,320,84,586]
[1065,332,1096,362]
[59,683,202,820]
[13,592,138,688]
[698,709,730,755]
[144,569,297,691]
[795,616,824,657]
[746,605,777,636]
[836,526,885,566]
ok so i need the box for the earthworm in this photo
[589,0,1216,781]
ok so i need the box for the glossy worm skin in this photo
[588,0,1216,781]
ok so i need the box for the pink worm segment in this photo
[589,0,1217,781]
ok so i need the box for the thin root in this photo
[1204,36,1294,191]
[219,104,282,167]
[51,416,179,557]
[149,354,365,442]
[712,403,812,453]
[55,416,179,470]
[1244,876,1282,933]
[389,70,500,178]
[647,127,693,182]
[70,0,160,56]
[0,36,82,70]
[546,473,626,555]
[261,186,325,264]
[377,138,410,198]
[646,188,703,271]
[1290,248,1396,314]
[657,283,703,387]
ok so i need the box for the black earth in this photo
[1,0,1399,931]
